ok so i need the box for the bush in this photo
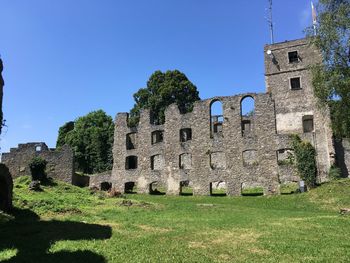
[329,165,342,180]
[291,135,317,189]
[29,157,47,181]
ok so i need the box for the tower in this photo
[264,38,335,181]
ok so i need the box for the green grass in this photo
[241,186,264,196]
[280,182,299,194]
[1,176,350,262]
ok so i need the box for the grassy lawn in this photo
[1,176,350,262]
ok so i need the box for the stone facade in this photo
[1,143,74,183]
[265,38,335,182]
[88,170,112,190]
[111,38,336,196]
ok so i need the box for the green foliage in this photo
[56,110,114,174]
[29,157,47,181]
[129,70,200,126]
[291,135,317,189]
[56,121,74,148]
[329,165,342,180]
[308,0,350,138]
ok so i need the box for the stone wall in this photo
[0,164,12,212]
[112,93,299,196]
[335,138,350,178]
[1,143,74,183]
[111,38,335,196]
[265,38,335,182]
[89,170,112,190]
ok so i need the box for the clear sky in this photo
[0,0,315,153]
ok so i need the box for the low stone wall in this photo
[89,171,112,190]
[0,164,13,212]
[1,142,74,183]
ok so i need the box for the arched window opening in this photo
[35,145,42,152]
[180,181,193,196]
[241,96,255,136]
[100,182,112,191]
[125,182,137,194]
[149,181,166,195]
[210,181,227,196]
[210,100,224,136]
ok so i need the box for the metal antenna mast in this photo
[267,0,275,44]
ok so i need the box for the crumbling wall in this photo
[0,164,13,212]
[89,170,112,190]
[1,143,74,183]
[111,38,334,196]
[112,93,284,196]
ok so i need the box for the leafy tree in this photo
[309,0,350,138]
[129,70,200,126]
[56,121,74,148]
[57,110,114,174]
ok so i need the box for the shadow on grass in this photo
[210,193,227,197]
[241,193,264,197]
[0,208,112,263]
[180,192,193,196]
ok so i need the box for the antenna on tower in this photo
[266,0,275,44]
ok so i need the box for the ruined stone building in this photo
[2,143,74,183]
[111,38,336,196]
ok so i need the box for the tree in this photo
[56,121,74,148]
[57,110,114,174]
[129,70,200,126]
[309,0,350,138]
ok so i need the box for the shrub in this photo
[29,157,47,181]
[329,165,342,180]
[291,135,317,189]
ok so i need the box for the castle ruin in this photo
[1,143,74,183]
[111,38,335,196]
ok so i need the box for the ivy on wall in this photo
[291,135,317,189]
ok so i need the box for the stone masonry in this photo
[109,38,335,196]
[1,143,74,183]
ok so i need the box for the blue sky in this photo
[0,0,315,152]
